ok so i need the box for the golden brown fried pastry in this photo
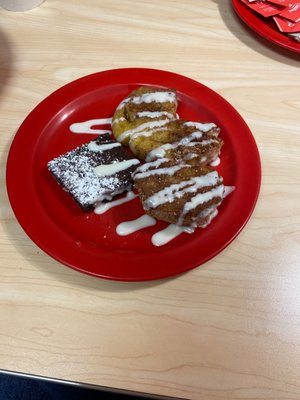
[133,158,224,230]
[130,118,223,165]
[112,86,178,146]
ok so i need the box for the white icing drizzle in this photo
[134,157,190,180]
[146,131,205,161]
[129,128,169,153]
[136,111,174,119]
[184,185,224,213]
[70,118,112,134]
[134,163,188,180]
[94,191,137,214]
[87,142,121,152]
[179,131,203,142]
[130,91,176,105]
[118,119,170,143]
[116,215,157,236]
[133,157,167,173]
[145,143,173,161]
[201,209,219,229]
[116,91,176,113]
[197,205,216,219]
[151,224,186,246]
[224,186,235,198]
[177,185,224,226]
[184,153,198,161]
[94,159,140,178]
[130,127,169,142]
[183,121,217,133]
[210,157,221,167]
[144,172,221,209]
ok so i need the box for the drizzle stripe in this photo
[145,172,220,209]
[94,159,140,177]
[118,119,170,143]
[116,215,157,236]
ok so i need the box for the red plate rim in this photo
[232,0,300,54]
[6,68,261,281]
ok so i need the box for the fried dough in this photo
[130,118,223,165]
[112,86,178,146]
[133,158,224,229]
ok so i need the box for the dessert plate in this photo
[6,68,261,281]
[232,0,300,54]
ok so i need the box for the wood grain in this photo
[0,0,300,398]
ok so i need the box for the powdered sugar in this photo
[48,137,140,209]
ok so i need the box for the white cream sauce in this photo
[70,118,112,134]
[130,91,176,105]
[134,157,167,173]
[116,91,176,112]
[87,141,121,152]
[118,119,170,143]
[224,186,235,198]
[146,131,208,161]
[136,111,174,119]
[151,224,186,246]
[201,209,219,229]
[129,128,169,153]
[144,172,220,209]
[116,215,157,236]
[94,191,137,214]
[177,184,224,226]
[94,159,140,178]
[184,153,198,161]
[183,121,217,133]
[133,157,191,180]
[210,157,221,167]
[134,163,188,180]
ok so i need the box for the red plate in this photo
[232,0,300,54]
[6,68,261,281]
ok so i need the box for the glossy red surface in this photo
[232,0,300,53]
[6,68,261,281]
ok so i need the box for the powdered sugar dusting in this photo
[48,138,140,209]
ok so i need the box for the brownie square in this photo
[47,134,140,210]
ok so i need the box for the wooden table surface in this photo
[1,1,300,399]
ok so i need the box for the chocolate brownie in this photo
[48,134,140,210]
